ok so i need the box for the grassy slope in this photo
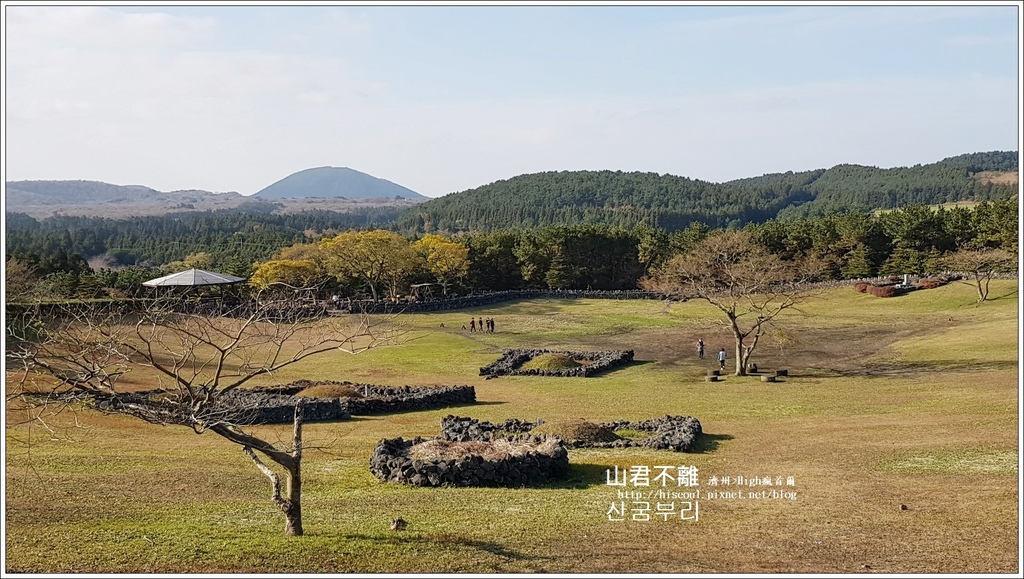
[4,281,1019,573]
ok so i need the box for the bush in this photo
[918,276,950,290]
[853,281,870,293]
[866,284,897,298]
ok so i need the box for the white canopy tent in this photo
[142,268,246,287]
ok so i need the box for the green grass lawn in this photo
[4,281,1019,573]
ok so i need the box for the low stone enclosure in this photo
[440,414,703,451]
[369,414,703,488]
[92,381,477,425]
[480,348,635,377]
[370,435,570,488]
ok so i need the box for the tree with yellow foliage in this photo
[414,234,470,295]
[320,230,421,302]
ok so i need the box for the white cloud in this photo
[5,6,215,50]
[4,5,1018,198]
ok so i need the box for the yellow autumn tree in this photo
[249,260,324,290]
[320,230,422,302]
[414,234,470,296]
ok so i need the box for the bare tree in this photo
[5,291,401,536]
[937,248,1017,302]
[643,230,820,376]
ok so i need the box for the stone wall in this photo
[439,415,539,442]
[259,381,477,417]
[369,435,570,487]
[479,349,635,377]
[94,382,477,425]
[439,415,703,452]
[344,289,666,314]
[596,415,703,452]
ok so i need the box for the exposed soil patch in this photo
[561,321,945,378]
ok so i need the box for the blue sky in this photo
[3,2,1020,198]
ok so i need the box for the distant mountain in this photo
[397,151,1018,234]
[4,172,425,219]
[7,180,182,204]
[4,180,251,218]
[253,167,428,201]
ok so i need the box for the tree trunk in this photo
[283,467,302,536]
[729,314,747,376]
[734,341,746,376]
[974,270,992,302]
[285,400,304,536]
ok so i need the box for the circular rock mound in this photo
[370,436,569,487]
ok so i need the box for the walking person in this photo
[717,348,727,371]
[697,339,705,360]
[469,318,476,333]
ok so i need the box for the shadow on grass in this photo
[430,533,552,563]
[350,400,483,419]
[980,287,1018,302]
[689,433,734,454]
[806,359,1018,378]
[542,462,616,489]
[341,531,551,563]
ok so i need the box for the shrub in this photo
[918,276,950,290]
[853,281,870,293]
[866,284,897,298]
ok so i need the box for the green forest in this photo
[398,151,1017,233]
[4,151,1018,301]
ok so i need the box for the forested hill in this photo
[736,151,1019,219]
[397,151,1018,234]
[397,170,814,234]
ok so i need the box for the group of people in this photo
[696,338,729,370]
[466,317,496,333]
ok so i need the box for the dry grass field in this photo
[973,170,1019,187]
[4,280,1020,573]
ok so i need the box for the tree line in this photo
[3,206,406,276]
[8,200,1014,303]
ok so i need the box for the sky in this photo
[2,1,1021,198]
